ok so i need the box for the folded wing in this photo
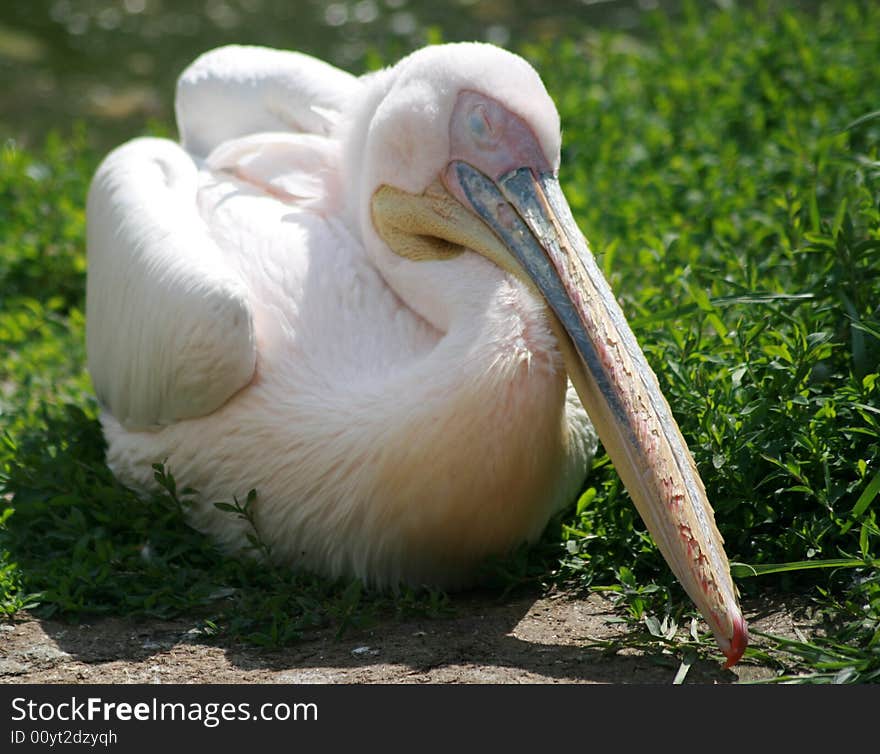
[176,44,360,158]
[87,46,361,430]
[86,137,256,430]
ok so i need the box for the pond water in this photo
[0,0,683,150]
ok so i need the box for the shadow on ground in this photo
[0,590,811,684]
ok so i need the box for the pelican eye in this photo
[468,104,495,147]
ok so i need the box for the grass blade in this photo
[730,558,871,578]
[841,109,880,132]
[852,469,880,519]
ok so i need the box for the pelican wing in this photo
[205,131,341,211]
[86,137,256,430]
[175,45,361,158]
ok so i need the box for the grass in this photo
[2,1,879,682]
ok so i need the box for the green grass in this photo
[2,1,879,681]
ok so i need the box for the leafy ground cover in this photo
[2,2,879,682]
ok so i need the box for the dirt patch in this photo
[0,591,812,684]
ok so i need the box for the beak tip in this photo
[722,612,749,668]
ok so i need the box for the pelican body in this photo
[86,43,747,665]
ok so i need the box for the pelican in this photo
[86,43,748,666]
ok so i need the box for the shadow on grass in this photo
[1,402,371,644]
[1,403,748,683]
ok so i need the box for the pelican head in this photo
[350,43,747,667]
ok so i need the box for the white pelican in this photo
[86,43,748,666]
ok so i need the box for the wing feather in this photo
[86,137,256,430]
[205,131,341,211]
[175,45,361,158]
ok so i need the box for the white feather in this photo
[176,45,360,157]
[86,138,256,430]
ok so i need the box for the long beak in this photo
[447,161,748,667]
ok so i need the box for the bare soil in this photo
[0,590,815,684]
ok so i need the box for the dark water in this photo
[1,0,688,150]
